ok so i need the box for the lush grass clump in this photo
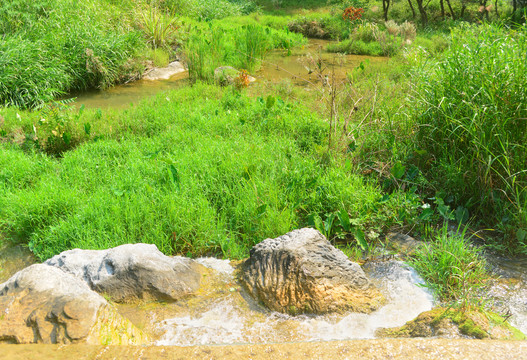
[411,23,527,250]
[0,0,147,109]
[409,227,489,306]
[0,84,415,260]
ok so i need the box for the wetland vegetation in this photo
[1,0,526,311]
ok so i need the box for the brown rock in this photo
[241,228,384,315]
[0,264,146,344]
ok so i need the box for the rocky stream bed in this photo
[0,228,526,358]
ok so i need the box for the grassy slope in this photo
[0,84,416,260]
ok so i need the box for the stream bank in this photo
[0,339,526,360]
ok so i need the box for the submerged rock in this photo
[214,66,256,86]
[143,61,186,81]
[377,307,526,340]
[0,264,146,345]
[46,243,204,302]
[385,232,424,256]
[241,228,384,315]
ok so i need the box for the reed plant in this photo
[184,22,304,82]
[138,6,179,49]
[412,23,527,250]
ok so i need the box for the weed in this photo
[138,6,179,49]
[409,226,489,309]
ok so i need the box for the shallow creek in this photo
[71,39,387,110]
[1,245,527,346]
[117,259,434,346]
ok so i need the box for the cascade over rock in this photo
[45,243,204,302]
[241,228,385,314]
[0,264,146,344]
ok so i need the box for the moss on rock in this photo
[377,307,526,340]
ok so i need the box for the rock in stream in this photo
[0,264,145,344]
[45,243,205,303]
[241,228,385,315]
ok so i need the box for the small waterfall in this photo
[155,259,435,346]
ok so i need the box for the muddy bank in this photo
[1,339,526,360]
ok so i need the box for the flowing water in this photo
[123,259,435,346]
[485,254,527,335]
[1,245,527,345]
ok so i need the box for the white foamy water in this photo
[155,260,436,346]
[487,282,527,335]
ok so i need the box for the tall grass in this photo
[184,22,305,81]
[409,226,489,308]
[160,0,259,19]
[0,0,145,109]
[411,23,527,250]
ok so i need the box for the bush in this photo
[412,24,527,249]
[287,14,349,39]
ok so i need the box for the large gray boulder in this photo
[45,243,204,302]
[241,228,385,315]
[0,264,146,344]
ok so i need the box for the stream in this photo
[71,39,387,110]
[1,39,526,350]
[2,245,527,346]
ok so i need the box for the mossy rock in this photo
[377,307,526,340]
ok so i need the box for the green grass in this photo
[0,0,146,109]
[183,22,306,82]
[0,84,417,261]
[411,23,527,251]
[409,226,489,306]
